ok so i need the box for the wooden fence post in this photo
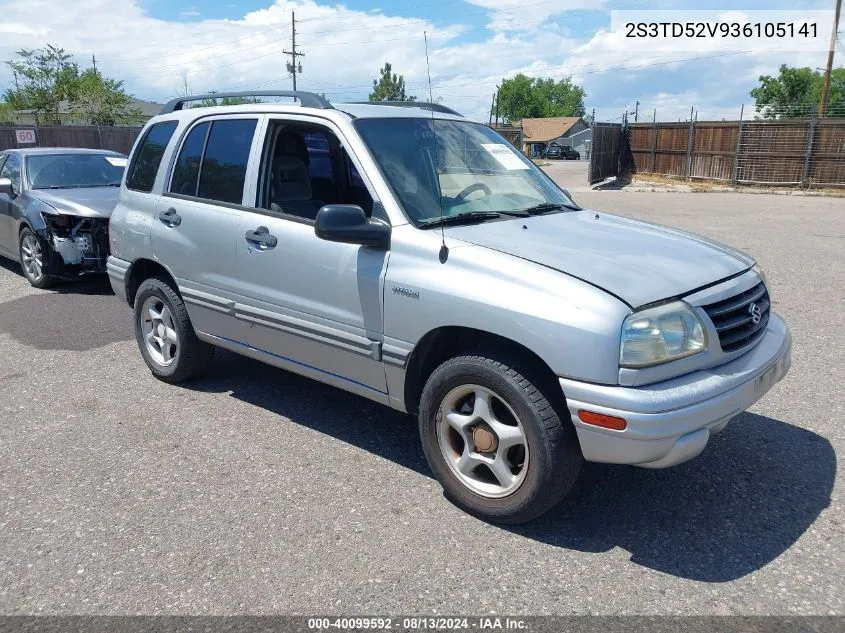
[802,116,816,188]
[650,120,658,173]
[685,111,695,180]
[732,108,744,186]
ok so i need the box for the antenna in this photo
[424,31,448,264]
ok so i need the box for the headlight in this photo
[752,263,767,287]
[620,301,707,368]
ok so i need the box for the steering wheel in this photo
[455,182,491,202]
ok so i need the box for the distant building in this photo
[519,116,591,158]
[5,97,163,126]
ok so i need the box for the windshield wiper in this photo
[419,211,503,229]
[519,202,581,215]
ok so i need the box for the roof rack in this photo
[159,91,333,114]
[350,101,463,117]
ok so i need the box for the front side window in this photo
[127,121,178,192]
[0,154,21,192]
[355,118,575,224]
[170,122,209,197]
[26,153,126,189]
[197,119,257,204]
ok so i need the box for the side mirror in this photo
[315,204,390,249]
[0,177,13,196]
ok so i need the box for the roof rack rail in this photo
[351,101,463,117]
[159,91,333,114]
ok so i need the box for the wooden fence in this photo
[0,124,143,155]
[628,118,845,187]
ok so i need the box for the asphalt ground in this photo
[0,185,842,615]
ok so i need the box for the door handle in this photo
[245,226,277,249]
[159,208,182,227]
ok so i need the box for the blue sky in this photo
[1,0,840,121]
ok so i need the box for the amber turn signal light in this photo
[577,410,627,431]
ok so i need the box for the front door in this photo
[234,116,389,395]
[0,154,22,258]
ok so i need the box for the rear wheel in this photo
[419,351,581,524]
[134,277,214,383]
[18,227,53,289]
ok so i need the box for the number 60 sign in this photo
[15,129,36,144]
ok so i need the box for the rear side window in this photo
[126,121,178,192]
[170,122,209,197]
[197,119,257,204]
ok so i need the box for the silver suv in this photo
[107,91,791,523]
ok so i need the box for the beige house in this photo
[520,116,591,158]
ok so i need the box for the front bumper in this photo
[560,313,792,468]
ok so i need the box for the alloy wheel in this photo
[436,384,529,498]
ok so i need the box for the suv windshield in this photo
[354,118,576,224]
[26,153,127,190]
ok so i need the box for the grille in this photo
[701,282,770,353]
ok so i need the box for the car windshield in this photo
[354,118,576,224]
[26,153,127,190]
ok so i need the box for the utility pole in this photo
[284,10,305,93]
[92,54,97,72]
[634,100,639,123]
[494,88,500,126]
[819,0,843,118]
[488,93,495,125]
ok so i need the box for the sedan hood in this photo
[445,210,754,308]
[29,187,119,219]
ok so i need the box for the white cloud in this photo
[465,0,603,31]
[179,9,200,17]
[0,0,834,124]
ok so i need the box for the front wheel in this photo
[419,352,582,524]
[18,227,53,289]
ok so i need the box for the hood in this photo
[445,210,754,308]
[29,187,120,219]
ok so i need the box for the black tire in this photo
[133,276,214,383]
[418,350,582,524]
[18,227,53,289]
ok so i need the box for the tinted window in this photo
[197,119,257,204]
[0,154,22,192]
[170,122,209,197]
[127,121,178,192]
[304,132,332,180]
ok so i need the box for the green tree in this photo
[4,44,79,124]
[497,73,586,123]
[5,44,142,125]
[196,95,262,107]
[751,64,845,118]
[70,68,142,125]
[369,62,416,102]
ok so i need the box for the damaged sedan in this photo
[0,148,127,288]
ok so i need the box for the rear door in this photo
[150,115,262,341]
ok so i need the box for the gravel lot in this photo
[0,186,842,615]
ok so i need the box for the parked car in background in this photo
[0,148,127,288]
[546,143,580,160]
[108,91,791,524]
